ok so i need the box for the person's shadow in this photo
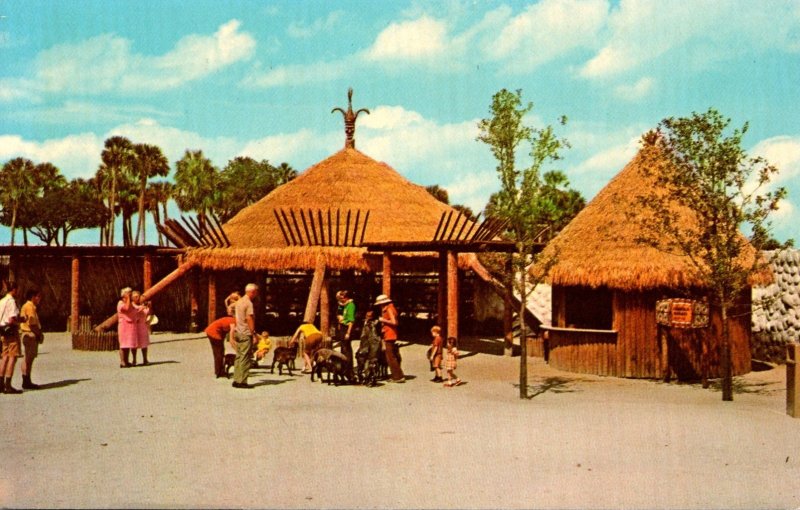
[36,378,91,390]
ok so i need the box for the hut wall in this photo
[6,252,189,332]
[551,285,751,380]
[547,328,618,376]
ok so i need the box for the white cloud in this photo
[488,0,608,72]
[358,106,424,130]
[751,135,800,188]
[241,58,349,89]
[364,16,449,62]
[0,78,40,103]
[287,11,343,39]
[239,129,337,165]
[581,0,800,79]
[614,76,655,100]
[12,100,177,125]
[0,133,103,179]
[33,20,255,94]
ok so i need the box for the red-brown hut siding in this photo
[550,286,751,379]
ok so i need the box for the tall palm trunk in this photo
[135,177,146,245]
[9,207,16,245]
[108,170,116,246]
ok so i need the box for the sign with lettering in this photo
[656,298,709,328]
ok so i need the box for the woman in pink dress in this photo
[117,287,138,368]
[131,290,151,366]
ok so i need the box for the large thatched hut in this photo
[532,147,764,380]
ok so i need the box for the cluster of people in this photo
[200,284,465,389]
[117,287,154,368]
[0,282,44,394]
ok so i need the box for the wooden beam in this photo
[70,256,80,334]
[438,252,447,336]
[447,250,458,341]
[94,261,195,331]
[303,255,327,324]
[382,252,392,297]
[320,277,330,339]
[208,271,217,326]
[143,253,153,291]
[189,268,199,333]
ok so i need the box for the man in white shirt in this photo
[232,283,258,389]
[0,282,24,394]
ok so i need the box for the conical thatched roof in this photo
[185,147,477,271]
[532,147,768,291]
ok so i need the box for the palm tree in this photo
[146,180,173,246]
[174,150,220,231]
[0,158,37,245]
[99,136,135,246]
[133,143,169,245]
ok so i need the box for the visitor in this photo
[443,336,462,387]
[232,283,258,389]
[19,288,43,390]
[428,325,444,383]
[0,282,24,394]
[375,294,404,382]
[336,290,356,367]
[130,290,151,366]
[117,287,138,368]
[204,293,239,378]
[290,321,323,374]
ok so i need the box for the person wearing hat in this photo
[375,294,404,382]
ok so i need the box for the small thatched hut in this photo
[532,147,764,380]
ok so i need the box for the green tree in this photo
[21,178,107,245]
[174,150,220,229]
[477,88,573,399]
[425,184,450,205]
[636,109,790,401]
[214,157,297,222]
[0,157,36,245]
[99,136,135,245]
[133,143,169,245]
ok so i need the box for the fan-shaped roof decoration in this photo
[531,146,768,291]
[184,147,480,271]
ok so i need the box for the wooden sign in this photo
[656,298,709,328]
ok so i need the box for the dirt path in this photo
[1,332,798,509]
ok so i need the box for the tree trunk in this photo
[9,207,16,246]
[518,254,528,399]
[23,227,28,246]
[108,173,116,246]
[720,294,733,401]
[135,180,146,246]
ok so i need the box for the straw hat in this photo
[374,294,392,306]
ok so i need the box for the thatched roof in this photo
[531,147,768,291]
[185,147,478,271]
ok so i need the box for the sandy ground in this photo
[1,331,799,509]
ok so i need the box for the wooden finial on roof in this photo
[332,87,370,149]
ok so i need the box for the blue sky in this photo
[1,0,799,245]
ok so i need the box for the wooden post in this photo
[382,252,392,297]
[447,250,458,341]
[503,256,514,357]
[189,269,199,333]
[70,256,80,334]
[437,252,447,337]
[320,277,330,339]
[303,255,327,324]
[207,271,217,325]
[143,253,153,291]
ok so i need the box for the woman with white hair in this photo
[117,287,138,368]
